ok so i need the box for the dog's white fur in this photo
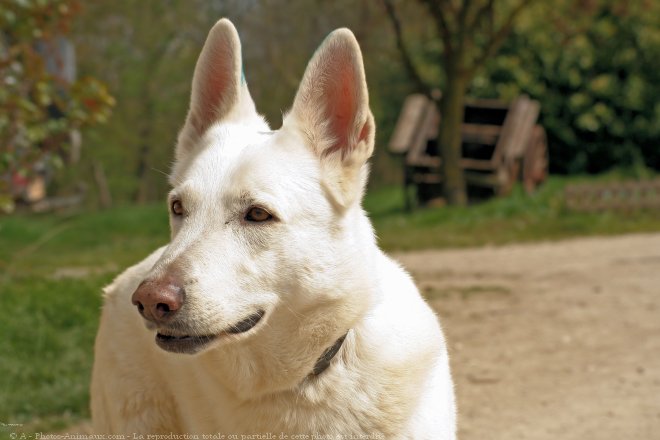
[91,19,456,439]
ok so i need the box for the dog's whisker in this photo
[149,167,170,179]
[282,303,308,322]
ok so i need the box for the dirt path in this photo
[394,233,660,440]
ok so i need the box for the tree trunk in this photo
[134,140,150,204]
[438,65,470,206]
[134,98,154,204]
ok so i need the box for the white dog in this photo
[91,19,455,439]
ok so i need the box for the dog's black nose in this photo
[132,276,185,324]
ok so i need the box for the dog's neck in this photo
[202,218,381,400]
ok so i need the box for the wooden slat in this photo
[407,155,440,168]
[522,125,548,192]
[461,123,501,145]
[388,94,431,154]
[406,156,496,172]
[406,102,440,165]
[493,95,540,165]
[460,158,497,171]
[464,98,510,110]
[411,171,503,188]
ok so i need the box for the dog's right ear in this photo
[285,29,375,209]
[176,19,256,161]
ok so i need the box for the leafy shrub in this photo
[471,1,660,175]
[0,0,114,212]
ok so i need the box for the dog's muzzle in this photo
[154,310,266,354]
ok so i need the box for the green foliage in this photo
[3,0,659,210]
[72,0,219,203]
[0,0,114,213]
[471,0,660,174]
[72,0,410,204]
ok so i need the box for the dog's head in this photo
[132,19,376,358]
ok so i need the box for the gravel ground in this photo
[395,233,660,440]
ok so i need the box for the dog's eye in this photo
[171,199,184,216]
[245,207,272,223]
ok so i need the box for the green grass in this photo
[0,205,170,433]
[365,176,660,250]
[0,275,108,433]
[1,174,660,432]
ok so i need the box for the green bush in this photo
[0,0,114,212]
[471,2,660,175]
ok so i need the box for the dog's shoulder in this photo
[335,251,453,436]
[359,251,447,370]
[377,252,443,336]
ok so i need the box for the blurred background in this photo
[3,0,660,210]
[1,0,659,437]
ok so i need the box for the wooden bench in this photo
[389,94,548,206]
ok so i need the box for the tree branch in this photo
[381,0,433,94]
[456,0,473,54]
[468,0,535,75]
[419,0,455,57]
[467,0,495,34]
[459,0,472,29]
[443,0,460,20]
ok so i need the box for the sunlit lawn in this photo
[2,175,660,432]
[0,205,170,433]
[365,176,660,250]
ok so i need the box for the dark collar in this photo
[308,332,349,378]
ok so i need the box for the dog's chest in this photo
[172,374,400,437]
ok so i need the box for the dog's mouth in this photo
[155,310,265,354]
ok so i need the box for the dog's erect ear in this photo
[286,29,375,209]
[176,19,256,158]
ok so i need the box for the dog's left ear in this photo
[175,19,258,164]
[286,29,375,209]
